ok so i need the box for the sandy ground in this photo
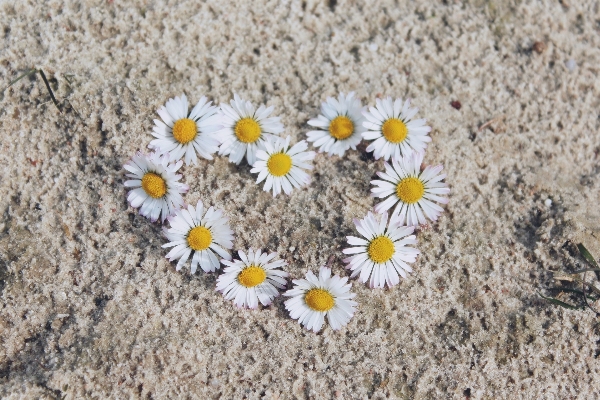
[1,0,600,398]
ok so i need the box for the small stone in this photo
[450,100,462,110]
[565,59,577,71]
[368,43,378,52]
[532,41,546,54]
[544,198,552,207]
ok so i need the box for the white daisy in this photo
[250,136,316,197]
[362,96,431,160]
[342,211,419,288]
[216,248,289,309]
[371,151,449,226]
[149,94,221,165]
[306,92,367,156]
[162,200,234,273]
[215,93,284,165]
[124,152,188,223]
[284,266,357,333]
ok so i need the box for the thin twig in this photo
[478,115,506,132]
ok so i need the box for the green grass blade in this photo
[578,243,599,268]
[538,292,582,310]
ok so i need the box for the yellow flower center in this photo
[141,172,166,198]
[237,265,267,288]
[304,288,335,312]
[368,236,395,263]
[267,153,292,177]
[328,116,354,140]
[234,118,262,143]
[172,118,197,144]
[381,118,408,143]
[187,226,212,251]
[396,177,425,204]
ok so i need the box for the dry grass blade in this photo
[38,70,62,113]
[3,68,62,113]
[572,268,600,274]
[553,274,600,296]
[553,275,575,282]
[3,68,37,91]
[541,243,600,315]
[478,114,506,132]
[63,74,75,87]
[582,271,600,316]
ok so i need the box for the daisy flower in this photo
[216,93,284,165]
[342,211,419,288]
[306,92,366,156]
[149,94,221,165]
[371,151,449,226]
[124,152,188,223]
[284,266,357,333]
[216,248,289,309]
[162,200,234,273]
[250,136,316,197]
[362,96,431,160]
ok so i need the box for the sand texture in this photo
[1,0,600,398]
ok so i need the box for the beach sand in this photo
[1,0,599,398]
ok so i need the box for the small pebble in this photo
[565,59,576,71]
[544,198,552,207]
[532,41,546,54]
[368,43,378,52]
[450,100,462,110]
